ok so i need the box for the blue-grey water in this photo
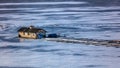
[0,0,120,68]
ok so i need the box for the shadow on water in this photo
[84,65,105,68]
[0,36,19,42]
[73,53,87,56]
[55,52,88,56]
[0,66,35,68]
[31,48,66,52]
[0,44,50,50]
[0,10,22,14]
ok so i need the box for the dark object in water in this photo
[37,33,46,39]
[47,33,59,38]
[18,26,60,39]
[18,26,46,39]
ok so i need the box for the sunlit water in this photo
[0,0,120,68]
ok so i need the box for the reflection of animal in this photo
[18,26,46,39]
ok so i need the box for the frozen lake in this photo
[0,0,120,68]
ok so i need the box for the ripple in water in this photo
[0,0,120,68]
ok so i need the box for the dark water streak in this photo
[0,0,120,68]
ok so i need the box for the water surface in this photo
[0,0,120,68]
